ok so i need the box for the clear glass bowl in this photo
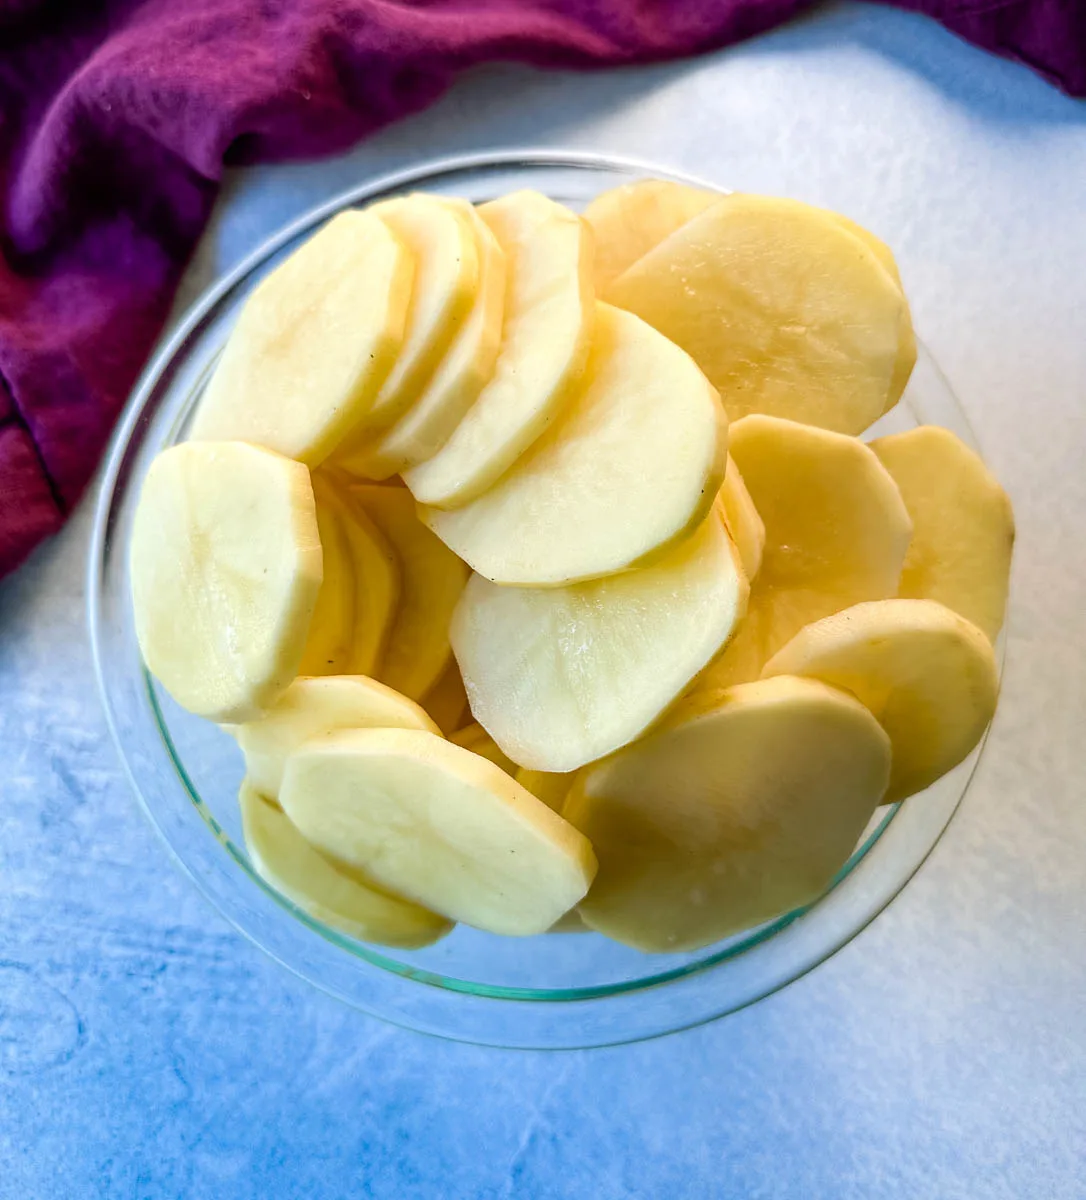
[89,151,996,1049]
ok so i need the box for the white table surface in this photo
[2,5,1084,1197]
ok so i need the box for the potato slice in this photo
[279,728,597,935]
[762,599,998,802]
[420,303,726,585]
[191,211,413,464]
[515,768,574,814]
[584,178,717,290]
[451,507,748,772]
[605,194,911,434]
[130,442,322,722]
[404,191,594,508]
[871,426,1014,641]
[298,481,354,676]
[352,484,469,700]
[422,659,471,735]
[240,780,450,948]
[450,723,519,776]
[313,474,400,676]
[565,676,891,952]
[365,194,479,429]
[695,416,911,692]
[718,455,764,583]
[339,203,506,480]
[233,675,439,799]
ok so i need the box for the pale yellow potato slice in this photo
[191,211,413,464]
[450,507,748,772]
[515,768,574,814]
[718,455,764,583]
[233,675,439,799]
[422,659,472,735]
[565,676,891,952]
[279,728,597,935]
[605,194,910,434]
[130,442,322,722]
[728,414,911,651]
[298,480,354,676]
[404,191,594,508]
[871,426,1014,641]
[332,194,480,447]
[584,178,717,291]
[339,203,506,480]
[314,474,400,676]
[420,303,726,586]
[450,723,519,776]
[240,780,450,948]
[352,484,469,700]
[762,599,999,803]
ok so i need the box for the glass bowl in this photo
[89,150,996,1049]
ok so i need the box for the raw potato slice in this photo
[762,599,999,803]
[451,723,519,777]
[130,441,322,722]
[191,211,413,464]
[565,676,891,952]
[421,303,726,586]
[339,203,506,479]
[353,485,470,700]
[718,456,764,583]
[314,475,400,676]
[422,660,471,735]
[584,178,717,290]
[298,483,354,676]
[404,191,594,508]
[515,768,574,814]
[279,728,597,935]
[605,194,910,434]
[728,414,911,653]
[871,426,1014,641]
[233,675,439,799]
[451,507,748,772]
[240,780,450,948]
[345,194,480,438]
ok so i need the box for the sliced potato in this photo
[130,442,322,722]
[421,303,726,586]
[584,178,717,290]
[240,780,450,948]
[298,480,354,676]
[421,659,471,736]
[762,599,998,802]
[233,674,439,799]
[339,203,506,479]
[314,474,400,676]
[279,728,597,935]
[606,194,911,434]
[718,455,764,583]
[515,768,574,814]
[352,484,469,700]
[729,414,911,649]
[404,191,594,508]
[871,426,1014,641]
[191,211,413,464]
[565,676,891,952]
[451,507,748,772]
[450,723,519,776]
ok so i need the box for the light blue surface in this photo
[2,5,1084,1196]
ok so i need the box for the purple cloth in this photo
[1,0,1082,576]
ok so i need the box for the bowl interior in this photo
[90,152,993,1046]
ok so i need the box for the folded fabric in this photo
[1,0,1082,576]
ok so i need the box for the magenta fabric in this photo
[0,1,1082,576]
